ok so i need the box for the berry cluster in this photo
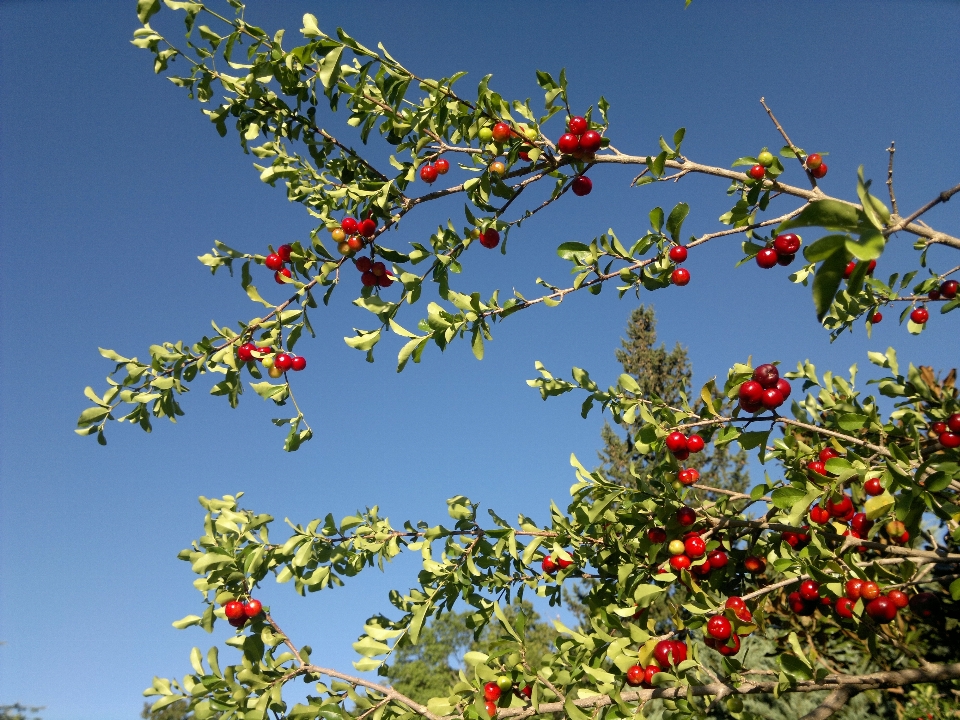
[540,552,574,574]
[668,244,691,286]
[480,678,531,718]
[737,363,792,413]
[557,116,603,158]
[703,597,753,656]
[223,597,262,628]
[804,152,828,179]
[625,640,689,688]
[236,344,306,377]
[665,430,704,461]
[930,279,959,300]
[830,579,911,624]
[331,217,378,256]
[932,413,960,448]
[746,149,776,181]
[264,244,294,284]
[418,157,450,184]
[355,256,394,288]
[756,233,802,269]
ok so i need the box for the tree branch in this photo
[799,686,860,720]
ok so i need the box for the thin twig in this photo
[886,142,899,215]
[759,97,816,189]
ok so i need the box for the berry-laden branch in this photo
[80,1,960,448]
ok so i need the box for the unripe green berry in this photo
[478,127,493,142]
[757,150,774,167]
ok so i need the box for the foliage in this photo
[70,2,960,720]
[0,706,43,720]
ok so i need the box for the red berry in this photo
[377,272,394,288]
[671,267,691,286]
[277,244,292,262]
[866,260,877,274]
[716,633,741,656]
[676,507,696,526]
[738,380,764,405]
[643,665,660,685]
[743,555,765,574]
[726,597,753,622]
[755,247,778,268]
[809,505,829,524]
[237,342,255,363]
[845,579,863,600]
[788,591,815,616]
[579,130,602,154]
[557,555,574,569]
[484,682,501,702]
[939,432,960,448]
[819,447,838,462]
[684,535,706,558]
[910,307,929,324]
[224,600,244,620]
[371,262,386,277]
[866,597,895,623]
[678,468,700,486]
[707,615,732,641]
[647,528,667,544]
[807,460,827,477]
[799,580,820,601]
[274,353,293,372]
[361,271,377,287]
[844,260,856,279]
[653,640,685,667]
[625,665,644,687]
[434,158,450,174]
[691,561,712,578]
[479,229,500,249]
[948,414,960,433]
[753,364,779,388]
[669,245,688,263]
[747,164,766,180]
[776,379,792,401]
[669,553,691,571]
[826,494,853,519]
[359,218,377,237]
[567,116,588,135]
[941,280,959,299]
[672,448,690,462]
[864,477,883,496]
[264,253,283,271]
[420,164,438,183]
[557,133,579,154]
[773,233,802,255]
[686,434,704,453]
[761,388,784,410]
[520,686,532,699]
[835,597,854,619]
[274,268,292,284]
[810,162,828,179]
[665,432,688,453]
[243,598,262,618]
[347,236,365,252]
[228,616,246,628]
[355,256,372,272]
[491,123,511,143]
[541,557,558,574]
[341,218,359,234]
[571,176,593,196]
[850,512,873,535]
[929,289,941,301]
[776,252,795,267]
[484,701,497,718]
[805,153,823,170]
[291,356,306,371]
[707,550,728,570]
[871,312,883,323]
[932,422,947,434]
[860,581,880,601]
[888,590,909,609]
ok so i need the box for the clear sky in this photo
[1,2,958,719]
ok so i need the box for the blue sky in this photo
[1,1,958,718]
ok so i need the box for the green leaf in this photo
[812,248,849,320]
[803,234,848,263]
[864,493,895,520]
[777,200,863,234]
[845,230,885,261]
[317,47,344,89]
[137,0,161,23]
[666,203,689,242]
[771,486,808,510]
[950,578,960,601]
[837,414,867,431]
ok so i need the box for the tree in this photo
[0,706,43,720]
[83,2,960,720]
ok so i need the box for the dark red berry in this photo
[706,615,732,641]
[665,432,688,454]
[676,506,696,526]
[753,364,779,388]
[224,600,244,620]
[568,116,588,135]
[571,176,592,196]
[291,356,306,371]
[541,556,558,574]
[708,550,728,569]
[910,307,929,324]
[243,598,262,618]
[625,665,644,687]
[434,158,450,174]
[274,353,293,372]
[579,130,602,154]
[941,432,960,449]
[799,580,820,601]
[773,233,801,255]
[355,256,372,272]
[557,133,579,154]
[237,342,255,363]
[776,252,795,266]
[805,153,823,170]
[747,164,766,180]
[264,253,283,271]
[835,597,854,619]
[810,162,828,179]
[491,123,511,143]
[274,268,292,284]
[686,434,704,453]
[669,554,691,571]
[669,245,688,263]
[866,596,895,623]
[871,312,882,323]
[277,244,292,262]
[761,388,784,410]
[941,280,959,299]
[484,682,501,702]
[864,477,883,496]
[739,380,763,405]
[479,229,500,249]
[844,261,856,279]
[341,217,359,234]
[420,164,438,183]
[361,271,377,287]
[776,378,792,400]
[949,414,960,433]
[671,268,690,286]
[756,247,778,268]
[648,528,667,543]
[359,218,377,237]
